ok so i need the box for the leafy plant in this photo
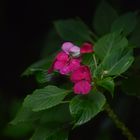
[11,1,140,140]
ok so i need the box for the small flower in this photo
[56,51,69,61]
[70,65,92,94]
[70,66,92,83]
[61,42,74,54]
[51,51,81,75]
[62,42,80,57]
[59,58,81,75]
[80,42,94,54]
[73,80,91,94]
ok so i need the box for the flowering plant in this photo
[11,1,140,139]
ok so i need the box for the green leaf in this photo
[11,107,41,125]
[70,90,106,126]
[30,125,68,140]
[111,12,137,36]
[54,19,93,45]
[96,77,115,96]
[93,0,118,35]
[103,51,134,76]
[95,50,134,78]
[40,104,72,124]
[95,31,128,61]
[30,126,68,140]
[94,32,134,78]
[22,58,53,76]
[23,85,71,112]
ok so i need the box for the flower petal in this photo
[70,66,91,83]
[61,42,74,54]
[56,51,69,61]
[80,43,94,54]
[69,45,80,57]
[69,59,81,71]
[60,58,81,75]
[54,61,66,70]
[73,80,91,94]
[60,65,71,75]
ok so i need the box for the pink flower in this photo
[70,66,92,83]
[73,80,91,94]
[51,51,81,75]
[56,51,69,61]
[80,43,94,54]
[62,42,80,57]
[60,58,81,75]
[53,51,69,71]
[61,42,74,54]
[70,65,92,94]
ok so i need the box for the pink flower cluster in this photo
[48,42,94,95]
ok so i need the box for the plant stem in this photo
[104,103,136,140]
[60,101,70,104]
[93,54,98,68]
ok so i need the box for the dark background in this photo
[0,0,140,139]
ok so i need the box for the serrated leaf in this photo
[30,126,68,140]
[54,19,93,45]
[70,90,106,126]
[95,31,128,60]
[93,0,118,35]
[94,32,134,78]
[111,12,137,36]
[96,77,115,96]
[95,51,134,78]
[11,107,41,125]
[104,51,134,76]
[23,85,71,112]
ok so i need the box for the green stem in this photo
[93,54,98,68]
[104,103,136,140]
[60,101,70,104]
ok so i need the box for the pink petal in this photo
[69,59,81,71]
[60,65,71,75]
[61,42,74,54]
[54,60,66,70]
[56,51,69,61]
[70,66,91,83]
[80,43,94,54]
[73,80,91,94]
[69,45,80,57]
[60,58,81,75]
